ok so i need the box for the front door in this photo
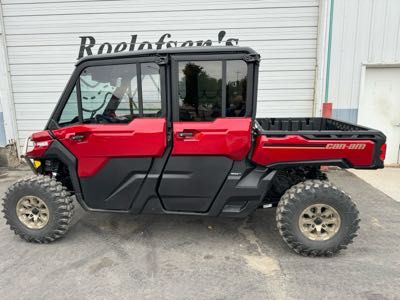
[51,60,167,210]
[158,57,253,212]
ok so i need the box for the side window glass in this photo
[56,62,164,127]
[141,63,162,117]
[58,86,79,126]
[226,60,247,117]
[178,61,222,121]
[177,60,248,121]
[80,64,138,123]
[114,73,140,117]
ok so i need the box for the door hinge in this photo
[167,132,172,142]
[155,55,168,65]
[167,123,173,142]
[243,53,261,63]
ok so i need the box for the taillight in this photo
[379,144,386,161]
[26,131,53,158]
[35,140,51,147]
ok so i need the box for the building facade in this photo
[0,0,399,163]
[328,0,400,164]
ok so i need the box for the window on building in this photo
[56,62,162,126]
[177,60,247,121]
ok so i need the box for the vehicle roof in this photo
[76,46,258,66]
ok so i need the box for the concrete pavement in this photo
[350,167,400,202]
[0,169,399,299]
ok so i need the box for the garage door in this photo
[1,0,319,150]
[358,67,400,164]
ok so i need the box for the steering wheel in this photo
[95,114,118,124]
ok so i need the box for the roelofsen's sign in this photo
[77,30,239,59]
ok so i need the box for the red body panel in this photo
[52,118,167,177]
[172,118,252,160]
[251,135,376,167]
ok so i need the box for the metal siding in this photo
[1,0,319,147]
[329,0,400,121]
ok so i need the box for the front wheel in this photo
[276,180,360,256]
[2,175,74,243]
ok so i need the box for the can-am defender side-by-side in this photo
[2,47,386,256]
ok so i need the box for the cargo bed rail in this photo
[255,118,385,140]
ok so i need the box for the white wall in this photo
[0,0,320,150]
[328,0,400,122]
[0,5,17,147]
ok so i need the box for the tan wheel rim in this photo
[298,203,341,241]
[16,196,49,229]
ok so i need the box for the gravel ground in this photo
[0,169,399,300]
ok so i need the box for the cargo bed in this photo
[252,118,386,169]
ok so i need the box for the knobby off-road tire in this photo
[2,175,74,243]
[276,180,360,256]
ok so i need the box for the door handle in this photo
[178,131,193,138]
[68,134,85,141]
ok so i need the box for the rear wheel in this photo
[2,175,74,243]
[276,180,360,256]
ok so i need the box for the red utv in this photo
[2,47,386,256]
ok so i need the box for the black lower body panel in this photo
[79,158,152,210]
[158,156,233,212]
[42,141,277,217]
[143,159,276,217]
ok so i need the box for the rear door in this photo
[158,55,254,212]
[51,58,167,210]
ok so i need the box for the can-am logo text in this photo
[77,30,239,59]
[325,144,367,150]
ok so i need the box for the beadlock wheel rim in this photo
[298,203,341,241]
[16,196,49,230]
